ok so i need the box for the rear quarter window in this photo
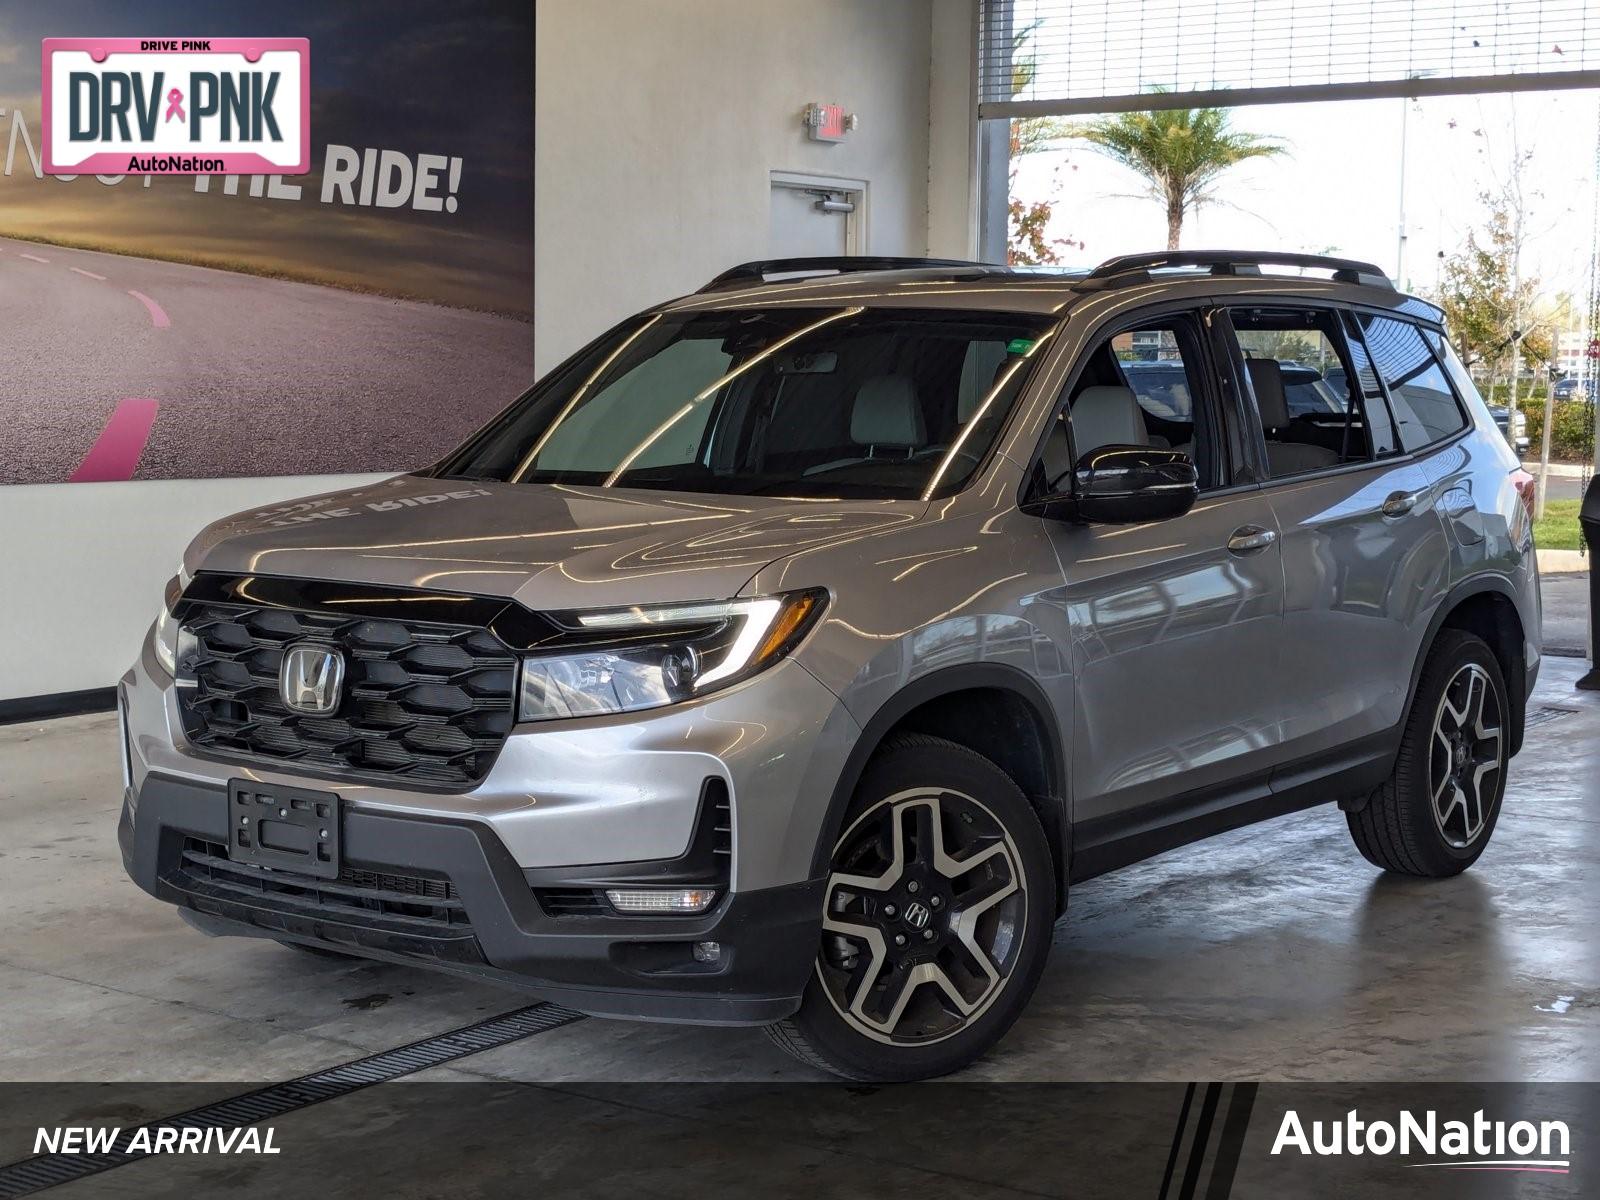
[1357,315,1468,451]
[1423,328,1497,429]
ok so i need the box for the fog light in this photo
[603,887,719,914]
[693,941,722,964]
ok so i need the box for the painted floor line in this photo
[127,289,170,328]
[68,398,160,483]
[18,252,50,264]
[69,266,107,281]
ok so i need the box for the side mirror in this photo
[1022,445,1199,525]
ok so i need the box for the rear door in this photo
[1224,303,1447,767]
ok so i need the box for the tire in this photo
[765,733,1055,1081]
[1347,629,1509,877]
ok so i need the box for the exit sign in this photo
[803,103,855,143]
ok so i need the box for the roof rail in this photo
[1083,250,1394,290]
[697,256,989,294]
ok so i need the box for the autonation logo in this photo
[1272,1108,1571,1175]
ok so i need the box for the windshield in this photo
[435,307,1055,499]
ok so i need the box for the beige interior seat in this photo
[1248,359,1338,476]
[1041,385,1149,485]
[803,375,925,475]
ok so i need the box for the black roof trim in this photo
[697,256,990,293]
[1081,250,1394,290]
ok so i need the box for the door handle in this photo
[1381,489,1424,518]
[1227,525,1277,554]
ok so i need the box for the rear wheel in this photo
[1347,629,1508,877]
[765,734,1054,1081]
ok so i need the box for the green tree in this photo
[1434,194,1545,379]
[1067,96,1286,249]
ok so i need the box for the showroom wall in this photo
[0,476,387,702]
[534,0,977,374]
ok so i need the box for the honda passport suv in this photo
[119,252,1541,1081]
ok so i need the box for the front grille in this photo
[177,838,468,929]
[176,601,518,787]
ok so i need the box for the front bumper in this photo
[119,627,860,1023]
[120,772,824,1024]
[124,633,859,894]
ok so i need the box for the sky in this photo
[1011,87,1600,323]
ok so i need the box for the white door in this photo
[768,174,863,259]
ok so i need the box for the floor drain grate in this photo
[0,1002,584,1198]
[1527,705,1582,729]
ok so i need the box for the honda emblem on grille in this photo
[280,644,345,716]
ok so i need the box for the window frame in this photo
[1019,301,1239,501]
[1215,299,1401,484]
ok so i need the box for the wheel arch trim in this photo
[1404,573,1529,757]
[812,663,1069,909]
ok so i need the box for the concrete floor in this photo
[2,657,1597,1089]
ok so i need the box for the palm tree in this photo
[1069,98,1285,250]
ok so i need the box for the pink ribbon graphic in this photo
[164,88,185,123]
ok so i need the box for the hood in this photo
[187,474,924,611]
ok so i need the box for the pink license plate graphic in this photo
[42,37,310,175]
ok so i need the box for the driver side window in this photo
[1042,313,1219,491]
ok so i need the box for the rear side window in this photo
[1357,315,1468,451]
[1227,306,1385,478]
[1423,328,1495,425]
[1336,317,1401,457]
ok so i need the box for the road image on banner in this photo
[42,38,309,175]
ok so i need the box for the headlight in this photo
[153,569,197,683]
[517,589,827,722]
[154,607,179,677]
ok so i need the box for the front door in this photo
[1031,307,1288,867]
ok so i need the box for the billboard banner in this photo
[0,1,534,485]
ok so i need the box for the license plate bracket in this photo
[228,780,341,879]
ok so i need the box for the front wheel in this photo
[765,734,1055,1081]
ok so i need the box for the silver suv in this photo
[119,252,1541,1080]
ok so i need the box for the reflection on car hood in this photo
[187,474,924,610]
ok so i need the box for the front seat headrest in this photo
[1070,385,1148,455]
[1246,359,1292,428]
[851,376,925,447]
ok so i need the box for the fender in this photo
[1400,571,1530,760]
[812,663,1071,912]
